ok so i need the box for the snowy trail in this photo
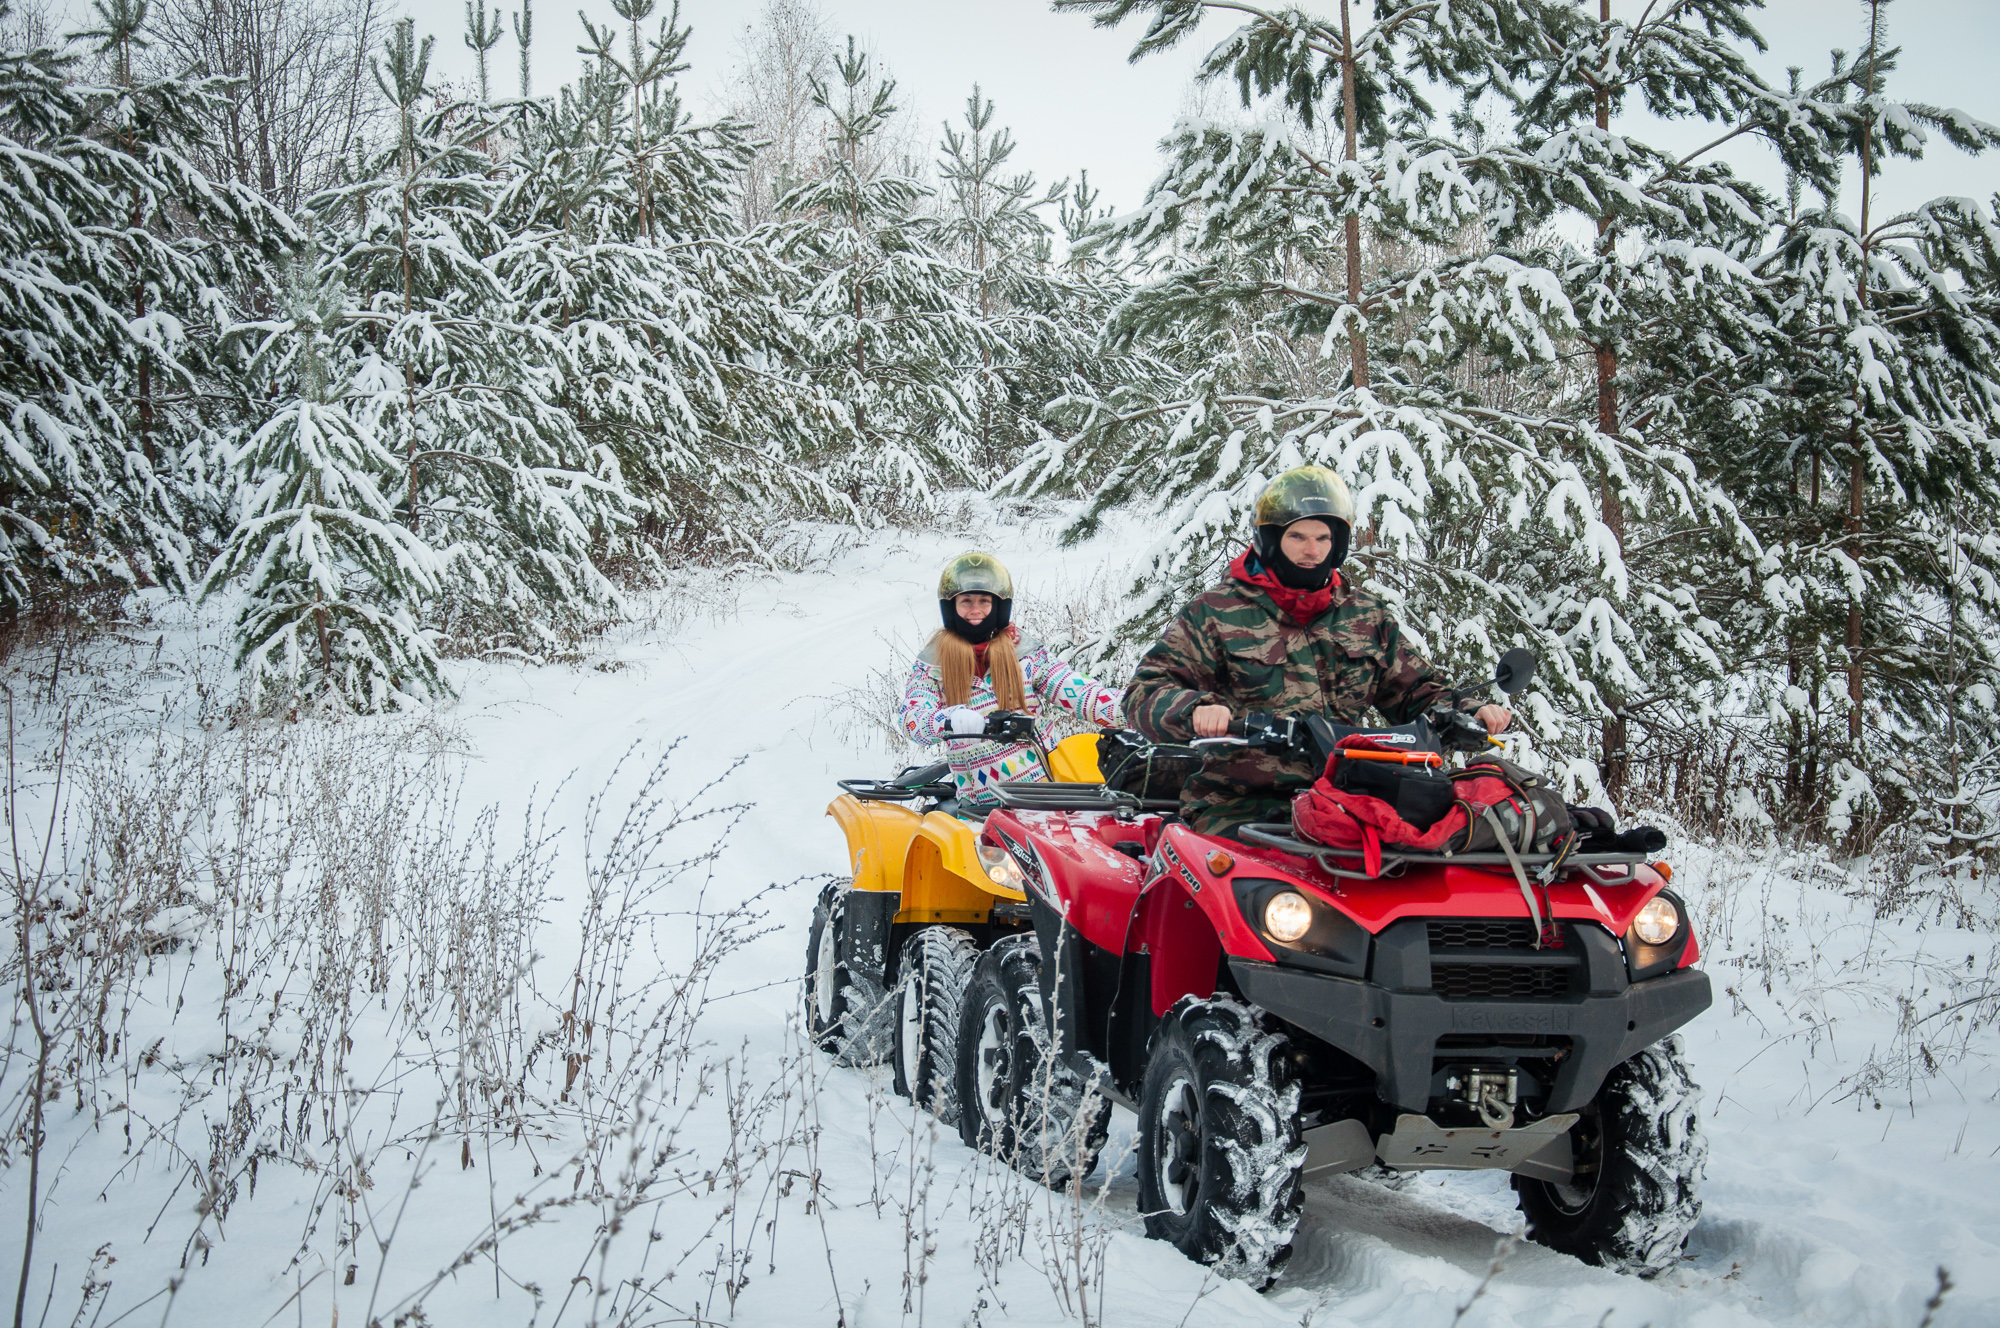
[434,520,1984,1328]
[421,520,1999,1327]
[8,518,1995,1327]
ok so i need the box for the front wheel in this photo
[1135,995,1304,1287]
[803,882,892,1065]
[892,925,981,1121]
[954,934,1109,1188]
[1513,1035,1707,1275]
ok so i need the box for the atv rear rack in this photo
[1237,823,1654,886]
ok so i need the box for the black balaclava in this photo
[942,594,1012,644]
[1253,517,1348,591]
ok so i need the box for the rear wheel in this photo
[1135,995,1304,1287]
[1513,1035,1707,1275]
[803,882,892,1065]
[954,934,1109,1187]
[892,925,981,1121]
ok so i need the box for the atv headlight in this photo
[1230,879,1369,977]
[1632,896,1681,947]
[977,842,1026,893]
[1263,891,1313,943]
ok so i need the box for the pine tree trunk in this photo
[977,225,992,465]
[1590,0,1629,797]
[134,272,153,465]
[1338,0,1367,389]
[1847,0,1885,750]
[402,185,419,532]
[314,588,333,677]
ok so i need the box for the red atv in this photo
[951,651,1711,1285]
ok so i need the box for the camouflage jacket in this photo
[1126,559,1459,834]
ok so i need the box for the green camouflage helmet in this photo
[1252,465,1356,532]
[938,551,1013,600]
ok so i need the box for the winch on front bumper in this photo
[1229,916,1713,1114]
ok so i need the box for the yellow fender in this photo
[826,732,1104,926]
[826,793,923,896]
[900,812,1021,924]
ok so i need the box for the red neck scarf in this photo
[968,624,1019,678]
[1230,547,1339,626]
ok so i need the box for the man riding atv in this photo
[1126,465,1511,838]
[942,470,1707,1285]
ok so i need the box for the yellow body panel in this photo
[1046,732,1103,784]
[826,734,1103,924]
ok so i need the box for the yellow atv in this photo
[807,712,1102,1119]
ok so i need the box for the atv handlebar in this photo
[1190,711,1297,752]
[984,711,1041,744]
[1190,705,1496,759]
[936,710,1041,745]
[1432,705,1499,753]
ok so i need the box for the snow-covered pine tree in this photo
[931,86,1081,475]
[1494,0,1813,796]
[997,169,1190,514]
[1035,1,1964,821]
[298,18,627,660]
[1030,0,1746,793]
[494,5,848,562]
[778,37,987,514]
[0,0,294,612]
[205,258,445,709]
[1659,8,2000,850]
[211,14,628,701]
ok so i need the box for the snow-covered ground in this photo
[2,509,1996,1327]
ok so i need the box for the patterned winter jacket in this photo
[902,629,1124,809]
[1125,561,1460,836]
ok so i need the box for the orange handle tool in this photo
[1331,749,1444,767]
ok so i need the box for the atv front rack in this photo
[838,761,954,803]
[1237,823,1653,886]
[990,780,1179,814]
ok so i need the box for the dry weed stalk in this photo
[0,625,840,1324]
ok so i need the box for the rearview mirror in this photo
[1494,647,1537,696]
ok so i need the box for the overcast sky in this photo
[416,0,1997,225]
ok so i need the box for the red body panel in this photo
[992,809,1148,942]
[983,810,1680,959]
[1221,838,1675,939]
[1136,879,1224,1016]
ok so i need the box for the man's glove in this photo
[938,706,986,736]
[1569,806,1617,837]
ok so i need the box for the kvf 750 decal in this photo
[1157,837,1202,893]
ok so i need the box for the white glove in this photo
[938,706,987,736]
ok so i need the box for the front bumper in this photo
[1230,957,1712,1113]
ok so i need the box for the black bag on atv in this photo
[1095,729,1202,802]
[1444,754,1572,855]
[1327,750,1456,830]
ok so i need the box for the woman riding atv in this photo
[1126,466,1512,837]
[901,552,1124,810]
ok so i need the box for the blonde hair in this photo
[932,628,1026,711]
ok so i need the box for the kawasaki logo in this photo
[1452,1008,1575,1034]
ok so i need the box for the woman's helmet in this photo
[938,551,1013,643]
[1252,465,1356,589]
